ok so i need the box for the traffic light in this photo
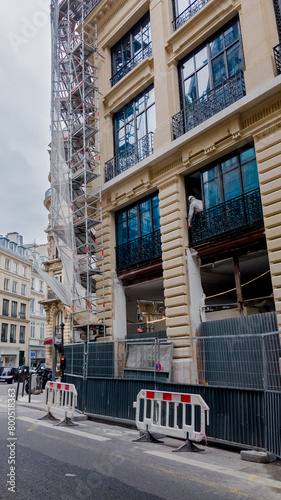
[60,356,66,371]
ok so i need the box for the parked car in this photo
[10,367,19,382]
[0,368,14,384]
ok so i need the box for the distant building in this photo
[0,233,32,367]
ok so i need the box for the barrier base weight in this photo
[172,439,205,453]
[133,431,164,444]
[54,417,79,427]
[38,411,60,422]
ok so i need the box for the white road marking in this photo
[18,416,111,442]
[144,451,281,490]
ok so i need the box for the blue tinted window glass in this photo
[117,221,127,245]
[203,166,218,183]
[221,156,239,173]
[210,34,223,58]
[227,43,242,77]
[204,179,221,208]
[240,146,256,164]
[224,22,238,47]
[128,216,138,240]
[242,160,259,192]
[212,54,226,86]
[184,75,197,105]
[153,204,160,230]
[141,210,152,235]
[223,169,241,200]
[146,87,155,107]
[140,200,150,212]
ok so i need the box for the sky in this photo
[0,0,51,245]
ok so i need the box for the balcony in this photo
[172,71,245,140]
[173,0,211,31]
[273,43,281,75]
[189,189,263,247]
[19,312,26,320]
[116,230,161,271]
[105,132,154,182]
[111,42,152,86]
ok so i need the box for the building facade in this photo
[46,0,281,382]
[25,243,48,367]
[0,233,32,368]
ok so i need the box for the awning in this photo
[43,339,53,345]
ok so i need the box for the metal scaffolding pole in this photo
[50,0,105,344]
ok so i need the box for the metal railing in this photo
[172,71,246,139]
[189,188,263,246]
[273,42,281,74]
[116,229,161,271]
[105,132,154,182]
[173,0,211,30]
[111,42,152,86]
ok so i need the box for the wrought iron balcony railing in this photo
[273,43,281,75]
[116,229,161,271]
[173,0,211,30]
[111,42,152,86]
[172,71,246,140]
[105,132,154,182]
[189,188,263,246]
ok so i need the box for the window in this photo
[40,304,44,316]
[21,284,26,296]
[111,13,151,85]
[5,259,10,271]
[20,303,26,320]
[179,19,244,108]
[202,145,259,209]
[30,322,35,339]
[2,299,9,316]
[13,262,18,274]
[4,279,9,291]
[11,301,17,318]
[39,281,43,293]
[40,323,45,339]
[114,86,155,156]
[30,299,35,313]
[116,193,160,246]
[12,281,17,293]
[19,326,25,344]
[22,266,26,277]
[172,0,210,30]
[10,325,16,343]
[31,278,35,290]
[1,323,8,342]
[54,271,62,283]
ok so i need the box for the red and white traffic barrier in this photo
[133,389,209,449]
[41,381,77,425]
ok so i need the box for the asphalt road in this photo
[0,382,281,500]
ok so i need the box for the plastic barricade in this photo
[41,381,78,425]
[133,389,209,450]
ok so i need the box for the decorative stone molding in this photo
[204,145,216,155]
[241,99,281,131]
[232,131,241,140]
[254,122,281,141]
[152,157,182,180]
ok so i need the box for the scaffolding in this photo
[50,0,105,343]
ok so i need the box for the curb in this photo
[240,450,276,463]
